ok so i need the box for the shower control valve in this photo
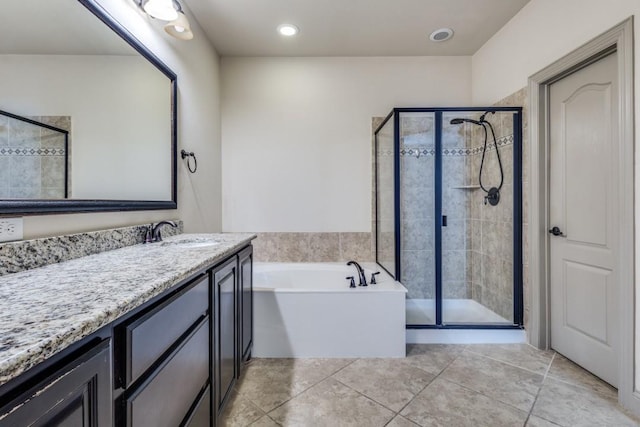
[346,276,356,288]
[370,272,381,284]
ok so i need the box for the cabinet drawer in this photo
[127,318,209,427]
[182,386,210,427]
[124,275,208,386]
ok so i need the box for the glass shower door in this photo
[375,116,396,278]
[398,112,436,326]
[441,111,515,324]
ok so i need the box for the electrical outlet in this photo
[0,218,23,243]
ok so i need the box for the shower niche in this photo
[374,108,523,328]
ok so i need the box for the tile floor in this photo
[220,344,640,427]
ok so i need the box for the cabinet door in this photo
[239,246,253,366]
[0,341,112,427]
[212,257,237,416]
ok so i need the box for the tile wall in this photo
[0,115,70,199]
[251,232,373,263]
[465,111,516,321]
[398,114,437,299]
[492,87,529,327]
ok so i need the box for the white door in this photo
[549,52,619,387]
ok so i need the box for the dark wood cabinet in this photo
[122,274,208,388]
[0,243,253,427]
[183,386,211,427]
[238,246,253,368]
[0,340,112,427]
[125,318,209,427]
[212,256,238,419]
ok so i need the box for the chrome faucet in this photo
[347,261,367,286]
[144,220,178,243]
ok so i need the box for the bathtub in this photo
[253,262,407,358]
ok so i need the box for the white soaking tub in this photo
[253,262,407,358]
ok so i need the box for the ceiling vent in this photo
[429,28,454,42]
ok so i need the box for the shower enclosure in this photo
[374,108,523,328]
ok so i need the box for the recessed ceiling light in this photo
[429,28,454,42]
[277,24,299,37]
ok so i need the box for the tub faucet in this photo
[145,220,178,243]
[347,261,367,286]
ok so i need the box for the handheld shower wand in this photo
[449,111,504,206]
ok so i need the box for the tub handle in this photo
[370,272,381,284]
[346,276,356,288]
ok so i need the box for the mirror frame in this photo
[0,0,178,215]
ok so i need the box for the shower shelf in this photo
[451,185,481,189]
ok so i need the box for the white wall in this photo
[471,0,640,407]
[472,0,640,105]
[0,54,170,200]
[8,0,222,238]
[221,56,471,232]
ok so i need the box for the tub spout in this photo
[347,261,367,286]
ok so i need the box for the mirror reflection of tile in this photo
[0,115,70,199]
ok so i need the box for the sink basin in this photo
[160,238,221,249]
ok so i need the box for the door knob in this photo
[548,226,564,237]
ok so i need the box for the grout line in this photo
[263,414,283,427]
[523,352,555,426]
[330,376,400,417]
[383,414,421,427]
[464,347,551,377]
[394,348,465,417]
[435,348,537,417]
[264,358,359,415]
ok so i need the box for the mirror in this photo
[0,0,177,214]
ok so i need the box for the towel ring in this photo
[181,149,197,173]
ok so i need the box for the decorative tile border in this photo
[0,221,183,276]
[385,134,514,158]
[0,147,66,156]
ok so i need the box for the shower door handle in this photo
[548,226,564,237]
[442,216,447,227]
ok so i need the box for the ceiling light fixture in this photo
[137,0,194,40]
[277,24,299,37]
[429,28,454,42]
[142,0,178,21]
[164,5,193,40]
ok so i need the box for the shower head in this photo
[449,117,483,126]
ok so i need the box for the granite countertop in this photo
[0,233,255,387]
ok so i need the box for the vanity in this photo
[0,233,255,426]
[0,0,253,423]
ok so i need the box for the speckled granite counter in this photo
[0,233,255,387]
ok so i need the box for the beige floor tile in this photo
[269,377,395,427]
[219,390,266,427]
[386,415,420,427]
[250,416,280,427]
[401,378,528,427]
[547,353,617,398]
[525,415,563,426]
[333,358,435,411]
[236,358,353,412]
[439,352,543,412]
[465,343,554,375]
[404,344,466,375]
[532,377,639,427]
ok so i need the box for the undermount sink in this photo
[160,238,221,249]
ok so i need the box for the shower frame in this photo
[374,107,523,329]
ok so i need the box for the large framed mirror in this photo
[0,0,177,215]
